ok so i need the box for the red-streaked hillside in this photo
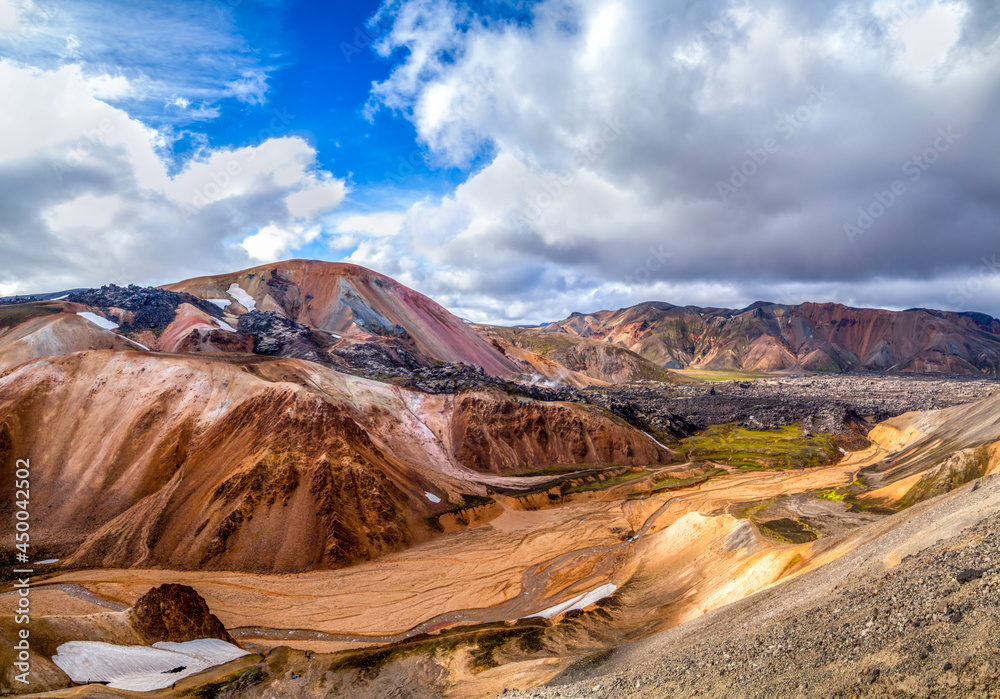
[162,260,520,377]
[543,301,1000,374]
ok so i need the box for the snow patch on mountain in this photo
[226,284,256,311]
[52,638,248,691]
[77,311,119,330]
[529,583,618,619]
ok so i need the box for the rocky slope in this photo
[500,473,1000,699]
[0,303,136,374]
[0,350,670,574]
[474,324,680,386]
[5,378,1000,698]
[546,300,1000,375]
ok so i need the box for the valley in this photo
[1,261,998,697]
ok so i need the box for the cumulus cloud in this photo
[0,60,345,293]
[356,0,1000,323]
[239,224,322,262]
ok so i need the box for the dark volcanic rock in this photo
[128,583,236,646]
[338,365,998,446]
[68,284,222,332]
[237,310,329,364]
[583,374,999,443]
[956,568,987,583]
[332,341,430,378]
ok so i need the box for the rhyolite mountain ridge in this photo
[3,260,999,382]
[537,300,1000,375]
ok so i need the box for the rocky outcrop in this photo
[174,326,254,354]
[128,584,235,645]
[331,339,431,377]
[236,309,330,364]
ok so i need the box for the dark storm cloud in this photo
[351,0,1000,323]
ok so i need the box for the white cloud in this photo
[0,0,281,127]
[336,212,405,237]
[0,59,345,293]
[331,211,405,251]
[44,193,122,231]
[227,71,269,105]
[286,179,346,219]
[892,2,966,76]
[239,224,321,262]
[85,73,133,100]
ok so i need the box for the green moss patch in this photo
[757,518,818,544]
[677,423,838,470]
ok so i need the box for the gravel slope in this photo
[498,473,1000,698]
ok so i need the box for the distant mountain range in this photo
[537,301,1000,375]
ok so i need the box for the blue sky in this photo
[1,0,999,323]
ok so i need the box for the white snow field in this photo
[529,583,618,619]
[122,336,152,351]
[52,638,248,691]
[226,284,256,310]
[76,312,119,330]
[424,491,442,503]
[207,298,232,309]
[216,319,237,332]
